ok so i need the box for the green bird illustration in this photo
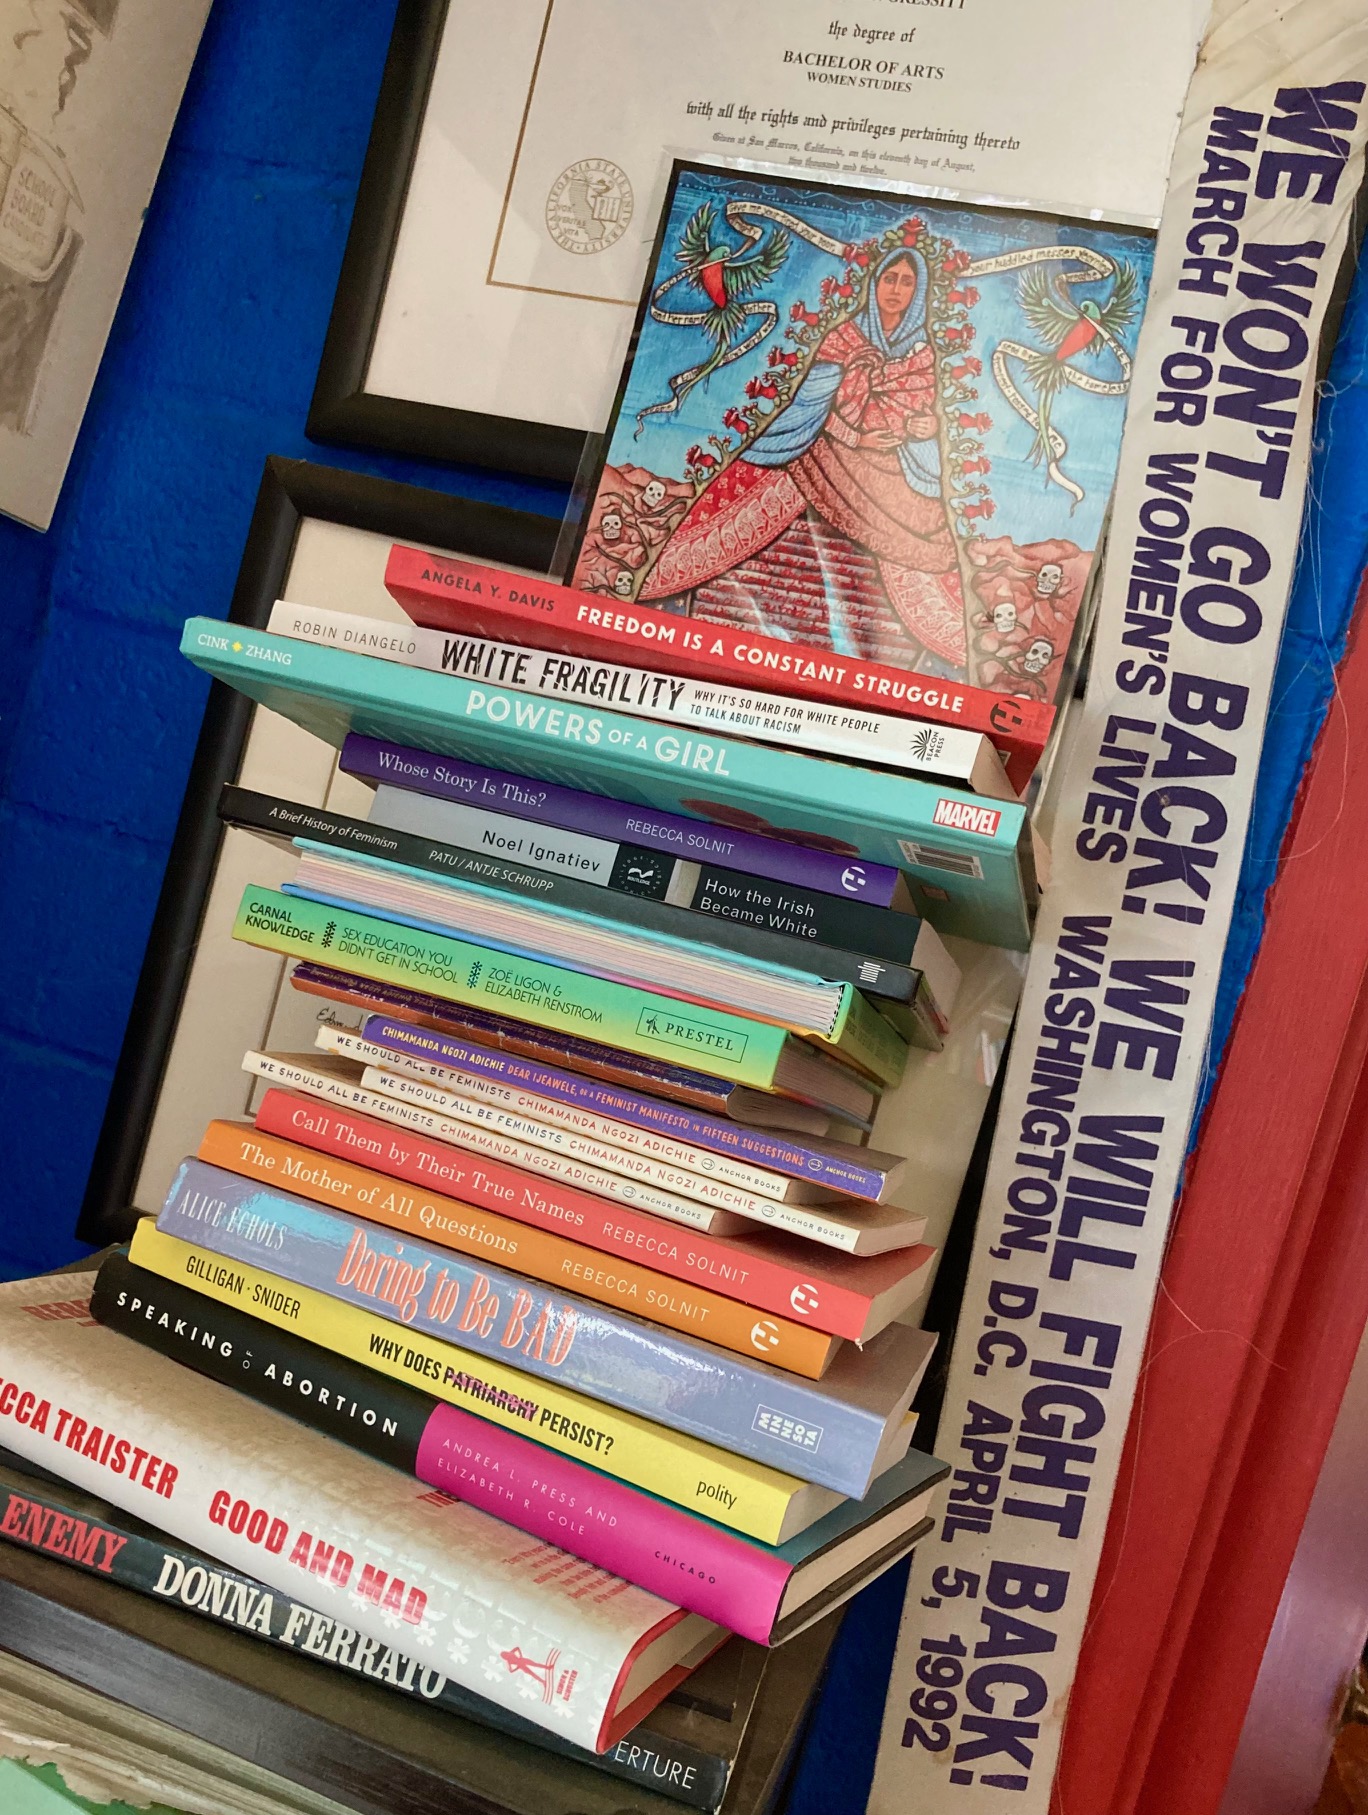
[1018,261,1139,466]
[673,202,790,404]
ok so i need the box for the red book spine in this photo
[383,546,1052,793]
[253,1089,923,1342]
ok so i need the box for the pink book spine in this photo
[413,1400,790,1643]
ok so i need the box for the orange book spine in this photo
[196,1121,838,1380]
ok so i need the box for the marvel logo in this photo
[931,798,1002,838]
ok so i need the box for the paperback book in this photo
[234,888,891,1102]
[383,548,1053,793]
[0,1272,724,1751]
[244,1052,929,1255]
[267,598,1015,797]
[290,962,858,1132]
[346,1013,903,1203]
[130,1222,867,1545]
[364,780,960,1006]
[221,784,946,1039]
[195,1118,841,1379]
[251,1087,936,1335]
[156,1158,934,1495]
[341,734,911,908]
[95,1253,945,1646]
[281,843,914,1073]
[243,1048,754,1234]
[181,622,1037,946]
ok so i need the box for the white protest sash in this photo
[870,4,1368,1808]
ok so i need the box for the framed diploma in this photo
[309,0,1206,483]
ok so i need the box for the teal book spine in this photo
[183,621,1033,948]
[232,886,802,1091]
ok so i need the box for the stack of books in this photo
[0,549,1051,1811]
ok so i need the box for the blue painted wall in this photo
[0,0,560,1283]
[2,4,1367,1809]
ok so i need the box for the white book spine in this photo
[357,1059,878,1248]
[317,1025,795,1204]
[0,1276,693,1751]
[354,1069,883,1253]
[269,600,1007,792]
[247,1052,883,1252]
[242,1053,732,1235]
[359,1065,778,1216]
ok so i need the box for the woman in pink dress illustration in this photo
[638,243,967,671]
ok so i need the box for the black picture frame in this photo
[76,456,559,1249]
[307,1,587,486]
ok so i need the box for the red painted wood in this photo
[1053,578,1368,1815]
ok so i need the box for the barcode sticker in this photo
[898,840,984,880]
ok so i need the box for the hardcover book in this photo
[251,1088,936,1337]
[0,1477,843,1815]
[0,1272,724,1752]
[268,598,1015,797]
[156,1158,934,1496]
[195,1118,841,1380]
[95,1254,945,1647]
[130,1222,867,1546]
[0,1441,733,1808]
[281,842,915,1075]
[288,963,859,1133]
[234,888,889,1104]
[181,622,1037,947]
[384,549,1052,793]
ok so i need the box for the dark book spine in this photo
[684,866,922,964]
[92,1252,430,1472]
[86,1258,726,1809]
[220,784,916,1003]
[219,784,679,904]
[221,780,918,1009]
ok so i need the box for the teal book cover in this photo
[232,885,809,1091]
[287,839,907,1086]
[185,621,1034,947]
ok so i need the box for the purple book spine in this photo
[341,732,901,907]
[361,1014,890,1201]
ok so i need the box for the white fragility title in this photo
[265,600,1014,797]
[869,2,1368,1809]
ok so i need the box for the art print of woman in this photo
[572,165,1152,699]
[639,240,967,671]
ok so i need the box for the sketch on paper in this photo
[0,1,121,434]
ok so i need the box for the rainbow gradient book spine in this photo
[157,1159,914,1495]
[180,620,1034,947]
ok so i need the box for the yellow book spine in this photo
[130,1222,804,1544]
[197,1119,836,1380]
